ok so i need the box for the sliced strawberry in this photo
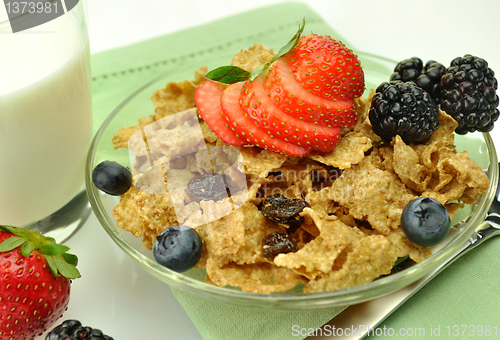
[194,80,244,146]
[263,58,357,128]
[287,34,365,101]
[196,34,364,156]
[221,83,309,156]
[239,75,341,151]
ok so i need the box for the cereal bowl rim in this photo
[85,51,499,310]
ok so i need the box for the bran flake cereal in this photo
[111,43,490,294]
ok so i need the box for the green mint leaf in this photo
[62,252,79,267]
[205,66,251,84]
[271,17,306,62]
[39,243,70,256]
[249,64,266,81]
[205,18,306,84]
[249,17,306,81]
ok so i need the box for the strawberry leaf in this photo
[204,17,306,85]
[0,225,27,237]
[39,243,70,256]
[20,240,36,257]
[205,66,251,84]
[0,224,81,279]
[0,236,26,252]
[44,253,81,279]
[44,255,59,277]
[54,254,81,279]
[62,252,79,267]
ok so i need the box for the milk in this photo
[0,9,92,226]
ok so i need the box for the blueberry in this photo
[92,160,132,196]
[401,197,451,247]
[153,226,203,272]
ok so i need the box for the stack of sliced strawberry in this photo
[195,29,364,157]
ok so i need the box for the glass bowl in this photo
[85,51,498,310]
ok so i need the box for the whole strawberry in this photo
[0,225,80,340]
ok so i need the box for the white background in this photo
[43,0,500,339]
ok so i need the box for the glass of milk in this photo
[0,1,92,241]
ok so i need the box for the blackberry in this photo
[439,54,499,134]
[390,57,446,102]
[369,81,440,144]
[45,320,113,340]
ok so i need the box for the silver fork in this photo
[464,213,500,251]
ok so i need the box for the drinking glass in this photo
[0,0,92,241]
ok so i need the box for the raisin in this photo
[279,215,304,234]
[262,231,298,258]
[260,194,308,225]
[266,170,282,177]
[186,172,230,201]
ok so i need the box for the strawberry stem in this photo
[0,225,81,279]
